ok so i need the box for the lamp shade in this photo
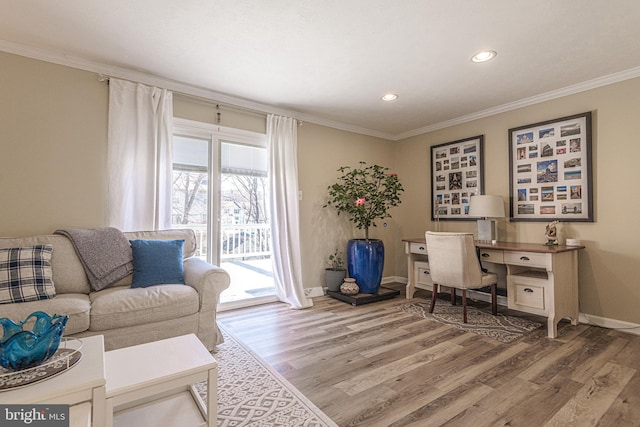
[469,195,505,218]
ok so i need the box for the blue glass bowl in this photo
[0,311,69,371]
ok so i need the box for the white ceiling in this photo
[2,1,640,140]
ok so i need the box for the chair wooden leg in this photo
[491,283,497,316]
[429,283,438,313]
[462,289,468,323]
[451,288,456,305]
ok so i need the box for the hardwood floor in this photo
[218,283,640,426]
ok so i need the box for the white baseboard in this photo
[393,276,509,307]
[579,312,640,336]
[382,276,406,284]
[304,286,327,298]
[466,289,508,307]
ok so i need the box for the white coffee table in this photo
[1,335,107,427]
[104,334,217,427]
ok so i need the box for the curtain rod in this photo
[98,74,301,125]
[174,93,302,125]
[173,92,268,120]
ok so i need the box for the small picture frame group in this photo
[508,112,593,222]
[430,135,484,220]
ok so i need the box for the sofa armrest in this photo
[183,257,231,349]
[183,257,230,311]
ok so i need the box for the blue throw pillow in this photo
[130,239,185,288]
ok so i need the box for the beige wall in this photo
[297,123,396,289]
[3,49,639,326]
[395,77,640,325]
[1,52,109,235]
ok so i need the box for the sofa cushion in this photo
[0,245,56,304]
[0,235,92,295]
[130,239,185,288]
[89,284,199,331]
[0,293,91,335]
[124,229,197,259]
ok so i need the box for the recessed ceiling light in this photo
[471,50,497,63]
[381,93,399,102]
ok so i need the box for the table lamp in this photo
[469,195,505,242]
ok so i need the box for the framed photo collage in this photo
[508,112,593,222]
[430,135,484,221]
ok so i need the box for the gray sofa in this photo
[0,229,230,351]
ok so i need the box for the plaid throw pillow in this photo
[0,245,56,304]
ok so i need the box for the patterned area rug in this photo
[398,301,542,343]
[195,327,337,427]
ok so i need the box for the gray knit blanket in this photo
[55,227,133,291]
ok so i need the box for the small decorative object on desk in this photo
[340,278,359,295]
[0,311,69,371]
[544,220,560,246]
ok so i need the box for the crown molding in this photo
[0,40,395,140]
[3,39,640,142]
[395,66,640,141]
[288,111,395,140]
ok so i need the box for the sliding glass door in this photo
[219,141,274,305]
[172,120,275,309]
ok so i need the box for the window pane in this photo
[221,141,267,177]
[172,135,209,260]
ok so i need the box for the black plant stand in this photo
[327,286,400,306]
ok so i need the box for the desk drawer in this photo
[504,251,551,269]
[414,261,432,286]
[512,283,545,310]
[478,249,503,264]
[410,242,428,255]
[507,275,548,315]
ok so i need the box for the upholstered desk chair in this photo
[425,231,498,323]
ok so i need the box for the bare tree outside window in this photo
[221,174,268,224]
[221,173,270,258]
[172,169,208,225]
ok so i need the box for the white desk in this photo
[403,238,585,338]
[105,334,217,427]
[2,335,107,427]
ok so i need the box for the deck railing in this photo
[221,223,271,259]
[174,223,271,260]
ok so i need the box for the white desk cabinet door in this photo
[414,261,432,289]
[507,274,548,316]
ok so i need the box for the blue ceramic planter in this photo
[347,239,384,294]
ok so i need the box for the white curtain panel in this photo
[106,78,173,231]
[267,114,313,309]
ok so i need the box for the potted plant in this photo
[325,249,347,292]
[324,162,403,293]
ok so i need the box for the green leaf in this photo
[323,162,404,239]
